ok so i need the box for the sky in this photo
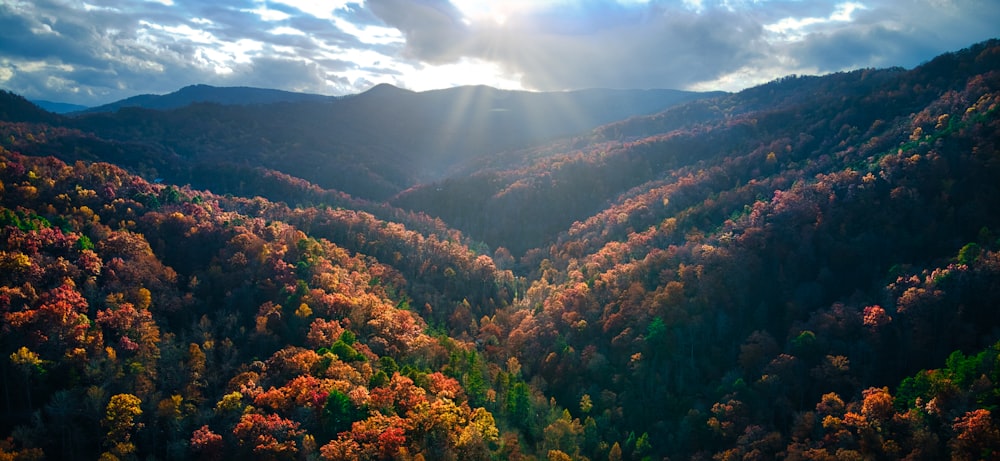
[0,0,998,106]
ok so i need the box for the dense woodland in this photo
[1,39,999,460]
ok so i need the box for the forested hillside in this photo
[1,39,999,460]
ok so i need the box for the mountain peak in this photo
[361,83,414,96]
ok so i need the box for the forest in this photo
[0,39,999,460]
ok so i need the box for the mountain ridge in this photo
[76,83,338,113]
[1,82,722,202]
[29,99,89,114]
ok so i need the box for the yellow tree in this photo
[543,409,584,457]
[9,346,45,410]
[609,442,623,461]
[103,393,143,459]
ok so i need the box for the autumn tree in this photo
[103,393,143,459]
[951,409,1000,461]
[232,413,304,461]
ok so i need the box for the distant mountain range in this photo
[29,99,89,114]
[1,83,723,200]
[23,84,338,114]
[74,84,338,113]
[35,83,722,120]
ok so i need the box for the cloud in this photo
[362,0,1000,92]
[0,0,396,104]
[0,0,998,105]
[226,56,342,92]
[363,1,771,90]
[780,0,1000,72]
[367,0,469,62]
[487,5,768,90]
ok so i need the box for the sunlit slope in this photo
[392,40,1000,257]
[476,38,1000,460]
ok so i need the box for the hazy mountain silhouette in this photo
[29,99,89,114]
[44,83,722,200]
[77,84,337,113]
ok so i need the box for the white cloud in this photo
[400,57,524,91]
[139,21,217,45]
[764,2,868,40]
[0,65,12,84]
[0,0,997,105]
[330,17,404,45]
[82,3,120,13]
[682,0,705,13]
[268,0,352,20]
[242,6,291,22]
[269,26,306,36]
[831,2,866,21]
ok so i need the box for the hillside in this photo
[388,61,966,255]
[1,39,1000,460]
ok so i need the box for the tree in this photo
[543,409,583,457]
[190,425,224,461]
[457,407,500,460]
[185,343,207,403]
[232,413,304,461]
[103,393,143,459]
[548,450,572,461]
[506,381,534,433]
[951,409,1000,461]
[323,389,358,436]
[7,282,92,354]
[9,346,45,410]
[609,441,623,461]
[860,387,894,427]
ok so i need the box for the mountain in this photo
[1,39,1000,461]
[29,99,88,114]
[13,83,720,201]
[77,84,337,113]
[0,90,60,123]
